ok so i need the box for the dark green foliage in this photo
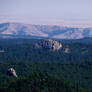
[0,60,92,91]
[0,73,84,92]
[0,39,92,92]
[0,38,92,62]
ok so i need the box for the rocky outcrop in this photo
[0,50,5,53]
[35,39,62,51]
[7,68,18,77]
[64,48,70,53]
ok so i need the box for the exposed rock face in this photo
[35,39,62,51]
[7,68,18,77]
[64,48,70,53]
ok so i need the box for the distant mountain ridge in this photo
[0,22,92,39]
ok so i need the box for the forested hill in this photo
[0,38,92,91]
[0,38,92,62]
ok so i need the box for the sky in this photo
[0,0,92,27]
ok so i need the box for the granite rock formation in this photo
[35,39,62,51]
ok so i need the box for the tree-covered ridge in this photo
[0,38,92,62]
[0,72,85,92]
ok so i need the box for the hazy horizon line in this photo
[0,19,92,28]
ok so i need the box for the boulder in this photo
[64,48,70,53]
[7,68,18,77]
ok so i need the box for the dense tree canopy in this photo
[0,38,92,92]
[0,73,85,92]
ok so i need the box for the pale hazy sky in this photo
[0,0,92,27]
